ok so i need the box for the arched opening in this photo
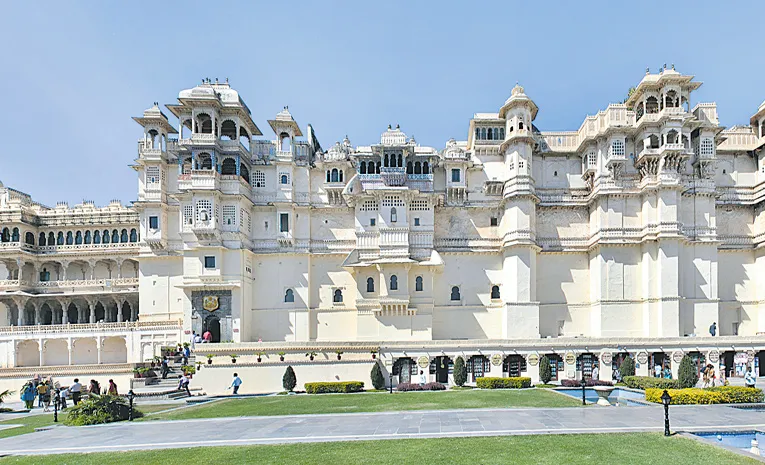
[450,286,460,301]
[648,134,660,149]
[481,128,486,140]
[48,232,55,245]
[415,276,423,292]
[220,120,237,140]
[67,303,79,324]
[12,228,19,242]
[120,229,129,243]
[646,96,659,114]
[24,232,34,245]
[333,289,343,303]
[503,355,527,377]
[240,164,250,184]
[414,162,422,174]
[75,231,82,245]
[111,230,119,243]
[280,133,291,152]
[397,154,402,167]
[390,207,397,223]
[475,128,480,140]
[636,102,644,120]
[84,231,91,244]
[239,127,250,151]
[65,231,73,245]
[102,230,110,244]
[40,303,53,325]
[487,128,493,140]
[39,267,50,282]
[326,170,331,182]
[204,317,221,343]
[666,130,678,145]
[181,119,193,138]
[339,170,343,182]
[93,230,101,244]
[491,285,500,299]
[16,340,40,367]
[72,338,97,365]
[57,232,64,245]
[147,129,159,148]
[499,128,505,139]
[196,113,212,134]
[129,229,138,242]
[221,158,237,175]
[360,162,367,175]
[390,275,398,291]
[95,302,106,322]
[198,153,213,170]
[280,174,288,185]
[376,162,381,173]
[433,356,452,384]
[406,161,413,174]
[39,232,46,246]
[331,168,339,183]
[102,337,127,363]
[467,355,490,382]
[665,90,679,108]
[384,153,389,167]
[423,162,429,174]
[284,289,295,303]
[0,228,9,242]
[366,277,375,293]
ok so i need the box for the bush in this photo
[396,382,446,392]
[623,376,680,390]
[304,381,364,394]
[371,362,386,390]
[645,386,764,405]
[560,379,613,388]
[539,356,552,384]
[453,357,467,387]
[64,394,142,426]
[619,356,636,379]
[283,366,297,392]
[678,355,699,388]
[535,384,557,388]
[476,377,531,389]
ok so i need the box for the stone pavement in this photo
[1,404,765,456]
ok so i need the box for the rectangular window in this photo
[183,205,193,225]
[451,169,461,182]
[252,170,266,188]
[223,206,236,226]
[610,139,625,157]
[196,200,212,222]
[732,322,739,336]
[149,216,159,229]
[370,218,376,226]
[146,166,160,185]
[279,213,289,233]
[414,217,420,226]
[204,256,216,269]
[490,217,498,226]
[410,200,429,211]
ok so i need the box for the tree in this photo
[453,356,467,387]
[678,355,698,388]
[282,366,297,392]
[619,356,636,379]
[539,356,552,384]
[370,362,385,390]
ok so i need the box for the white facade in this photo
[3,69,765,389]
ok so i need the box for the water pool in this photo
[555,388,648,406]
[694,431,765,457]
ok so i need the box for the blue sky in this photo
[1,1,763,207]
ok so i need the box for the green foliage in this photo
[0,389,13,405]
[539,356,552,385]
[476,377,532,389]
[619,356,636,379]
[535,384,558,388]
[64,394,142,426]
[180,365,196,375]
[453,356,467,387]
[370,362,386,390]
[678,355,699,388]
[283,366,297,392]
[304,381,364,394]
[622,376,680,390]
[645,386,764,405]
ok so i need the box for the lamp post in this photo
[389,371,393,394]
[661,389,672,436]
[53,388,60,423]
[127,389,136,421]
[581,372,587,406]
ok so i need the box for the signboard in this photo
[600,352,613,365]
[564,352,576,365]
[707,350,720,364]
[747,350,756,363]
[417,356,430,369]
[735,352,749,364]
[527,353,539,366]
[636,352,649,365]
[491,354,502,366]
[672,351,684,364]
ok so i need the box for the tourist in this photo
[702,365,710,388]
[418,370,426,387]
[190,331,197,349]
[229,373,242,394]
[745,366,757,388]
[709,322,717,337]
[161,357,170,379]
[108,379,118,396]
[36,381,51,412]
[59,388,69,409]
[654,363,662,378]
[70,378,82,405]
[183,345,190,366]
[178,373,191,397]
[663,366,672,379]
[20,382,35,409]
[708,365,716,388]
[203,330,212,343]
[194,333,203,345]
[720,365,729,386]
[591,363,599,381]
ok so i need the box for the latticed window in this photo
[700,138,714,157]
[410,199,429,211]
[183,205,193,225]
[146,166,160,185]
[223,206,236,225]
[382,195,404,207]
[587,151,596,168]
[360,200,379,211]
[196,200,212,222]
[610,140,625,158]
[252,170,266,188]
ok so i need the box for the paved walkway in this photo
[1,404,765,456]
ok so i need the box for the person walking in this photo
[591,363,600,382]
[36,381,51,412]
[194,332,203,345]
[203,330,212,343]
[108,379,118,396]
[745,366,757,388]
[189,331,197,350]
[161,357,170,379]
[70,378,82,405]
[702,365,710,388]
[182,345,190,366]
[663,366,672,379]
[228,373,242,395]
[89,379,101,396]
[654,363,662,378]
[709,322,717,337]
[20,382,35,410]
[178,373,191,397]
[418,370,426,387]
[59,388,69,410]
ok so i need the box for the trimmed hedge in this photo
[476,377,531,389]
[623,376,680,390]
[397,382,446,392]
[64,394,141,426]
[645,386,764,405]
[304,381,364,394]
[560,379,613,387]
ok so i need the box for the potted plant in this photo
[306,351,317,361]
[335,350,344,360]
[370,350,378,360]
[133,368,142,378]
[196,361,202,371]
[230,354,238,364]
[256,352,266,363]
[183,342,190,349]
[206,354,214,365]
[278,351,286,362]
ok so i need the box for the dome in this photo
[498,82,538,120]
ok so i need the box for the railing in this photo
[218,139,250,153]
[0,242,138,254]
[356,231,379,249]
[434,237,502,249]
[0,320,182,336]
[409,231,433,248]
[178,170,219,190]
[36,278,139,288]
[408,174,433,181]
[379,227,409,247]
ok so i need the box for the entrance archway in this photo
[204,316,221,343]
[434,356,452,384]
[393,357,415,384]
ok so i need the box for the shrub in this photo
[539,356,552,384]
[535,384,557,388]
[64,394,142,426]
[453,356,467,387]
[560,379,613,388]
[476,377,531,389]
[304,381,364,394]
[619,356,636,379]
[678,355,699,388]
[645,386,764,405]
[370,362,386,390]
[283,366,297,392]
[622,376,680,390]
[396,382,446,392]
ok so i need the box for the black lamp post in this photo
[661,389,672,436]
[389,371,393,394]
[127,389,136,421]
[581,372,587,405]
[53,388,60,423]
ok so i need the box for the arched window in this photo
[450,286,461,301]
[220,120,237,140]
[376,162,381,173]
[147,129,159,148]
[11,228,19,242]
[487,128,493,140]
[326,170,331,182]
[280,133,291,152]
[57,232,64,245]
[646,96,659,114]
[397,154,402,167]
[366,277,375,293]
[197,113,212,134]
[75,231,83,245]
[65,231,73,245]
[84,230,91,244]
[129,229,138,242]
[481,128,486,140]
[423,162,429,174]
[390,207,397,223]
[48,232,55,246]
[407,161,413,174]
[390,275,398,291]
[284,289,295,303]
[198,153,213,170]
[240,164,250,184]
[0,228,9,242]
[24,232,34,245]
[415,276,423,292]
[333,289,343,303]
[360,162,367,174]
[331,168,339,183]
[280,174,288,185]
[111,230,119,243]
[221,158,237,175]
[120,229,129,243]
[499,128,505,139]
[475,128,480,140]
[491,285,500,299]
[39,267,50,282]
[93,230,100,244]
[414,162,422,174]
[339,170,343,182]
[102,230,110,244]
[384,153,389,167]
[518,119,524,130]
[39,232,46,246]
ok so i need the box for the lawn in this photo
[143,389,580,421]
[0,434,756,465]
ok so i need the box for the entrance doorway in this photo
[503,355,527,378]
[393,358,415,384]
[467,355,490,383]
[434,356,452,384]
[204,317,221,343]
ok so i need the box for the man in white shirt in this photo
[190,331,197,349]
[69,378,82,405]
[591,364,599,382]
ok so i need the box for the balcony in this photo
[178,170,219,190]
[0,242,138,255]
[380,167,407,186]
[0,278,138,292]
[137,141,165,160]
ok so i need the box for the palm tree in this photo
[0,389,14,406]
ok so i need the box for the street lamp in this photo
[389,371,393,394]
[127,389,136,421]
[53,388,60,423]
[661,389,672,436]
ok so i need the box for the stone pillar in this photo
[67,338,72,365]
[33,301,40,325]
[60,299,69,324]
[116,300,123,323]
[89,302,96,323]
[527,353,541,385]
[130,301,138,322]
[39,339,44,366]
[96,337,102,365]
[116,259,123,279]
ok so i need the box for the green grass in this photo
[143,389,580,421]
[0,434,756,464]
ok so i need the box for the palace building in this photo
[2,68,765,393]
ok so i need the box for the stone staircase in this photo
[130,356,204,400]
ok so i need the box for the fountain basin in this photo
[593,386,615,406]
